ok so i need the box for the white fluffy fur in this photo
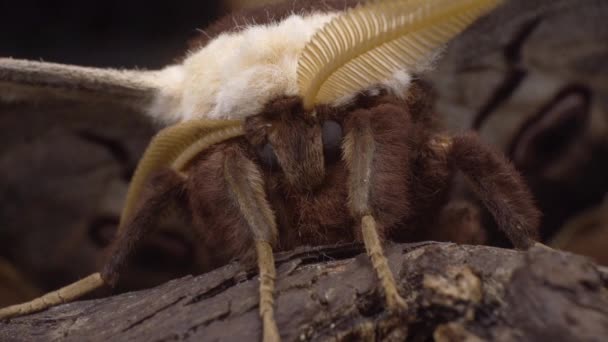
[148,12,415,124]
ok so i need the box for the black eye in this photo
[322,120,343,164]
[257,142,279,170]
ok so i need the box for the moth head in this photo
[0,0,503,229]
[152,0,504,123]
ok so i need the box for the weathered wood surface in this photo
[1,242,607,341]
[1,0,608,340]
[2,0,607,294]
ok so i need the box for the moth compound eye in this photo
[322,120,343,164]
[257,142,280,171]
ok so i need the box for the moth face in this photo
[244,97,343,192]
[0,0,500,231]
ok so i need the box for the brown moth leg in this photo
[255,241,278,342]
[343,112,407,312]
[223,147,280,342]
[0,169,186,320]
[448,133,541,249]
[0,273,103,319]
[102,168,187,287]
[429,200,487,245]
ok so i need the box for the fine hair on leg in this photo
[0,273,104,319]
[223,146,280,342]
[0,168,186,320]
[449,133,541,249]
[343,107,407,312]
[102,168,187,287]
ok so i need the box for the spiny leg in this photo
[361,215,407,310]
[0,273,103,319]
[102,169,187,287]
[256,241,278,342]
[0,169,186,320]
[224,147,280,342]
[448,133,541,249]
[343,114,407,312]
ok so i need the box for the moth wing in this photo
[0,58,163,111]
[0,58,172,297]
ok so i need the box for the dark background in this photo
[0,0,228,304]
[0,0,222,68]
[0,0,607,308]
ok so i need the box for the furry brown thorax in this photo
[0,3,531,340]
[182,82,458,261]
[242,89,433,196]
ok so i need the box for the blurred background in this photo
[0,0,284,68]
[1,0,607,306]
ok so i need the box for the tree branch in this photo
[1,242,606,341]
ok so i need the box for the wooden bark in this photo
[0,0,606,295]
[1,0,608,340]
[1,242,607,341]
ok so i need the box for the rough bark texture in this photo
[1,242,607,341]
[3,0,607,296]
[1,0,608,340]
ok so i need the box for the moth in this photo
[0,0,540,340]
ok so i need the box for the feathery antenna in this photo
[297,0,503,109]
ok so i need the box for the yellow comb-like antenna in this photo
[297,0,502,109]
[118,120,244,234]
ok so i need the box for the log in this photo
[1,0,608,341]
[1,242,607,341]
[1,0,607,302]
